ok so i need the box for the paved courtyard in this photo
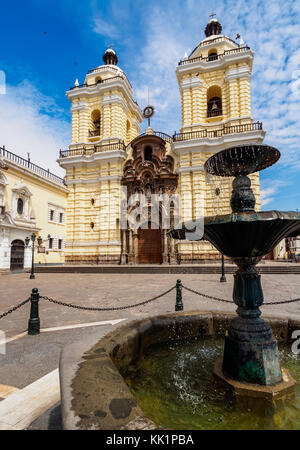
[0,271,299,429]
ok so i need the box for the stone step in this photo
[33,265,300,275]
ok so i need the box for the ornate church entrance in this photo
[10,240,25,271]
[121,133,178,264]
[138,228,162,264]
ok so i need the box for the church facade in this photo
[58,17,265,265]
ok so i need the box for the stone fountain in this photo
[169,144,300,401]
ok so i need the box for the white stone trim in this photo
[66,241,121,247]
[58,150,127,168]
[102,94,129,112]
[70,101,89,112]
[176,50,254,76]
[65,175,122,185]
[225,66,251,81]
[180,116,253,129]
[66,79,143,122]
[176,165,204,173]
[180,77,203,90]
[172,129,266,154]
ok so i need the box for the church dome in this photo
[205,18,222,37]
[103,48,118,66]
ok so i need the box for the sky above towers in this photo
[0,0,299,210]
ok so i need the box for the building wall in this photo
[0,161,68,272]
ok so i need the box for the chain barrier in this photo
[1,283,300,324]
[40,286,176,311]
[182,285,232,303]
[182,285,300,306]
[0,297,30,319]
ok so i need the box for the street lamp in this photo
[25,233,51,279]
[220,253,227,283]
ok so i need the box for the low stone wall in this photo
[59,311,300,430]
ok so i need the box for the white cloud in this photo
[0,80,69,177]
[93,16,119,39]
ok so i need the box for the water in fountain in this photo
[124,338,300,430]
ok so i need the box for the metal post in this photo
[175,279,183,311]
[220,253,227,282]
[30,233,36,279]
[28,288,40,335]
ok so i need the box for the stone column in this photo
[120,229,128,265]
[128,229,133,264]
[169,237,177,265]
[162,229,168,264]
[133,232,139,264]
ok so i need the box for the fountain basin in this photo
[170,211,300,260]
[59,312,300,430]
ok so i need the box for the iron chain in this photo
[0,297,31,319]
[182,285,300,306]
[40,286,176,311]
[182,285,232,303]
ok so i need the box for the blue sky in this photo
[0,0,299,210]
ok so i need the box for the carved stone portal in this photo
[122,135,178,264]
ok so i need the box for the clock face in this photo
[143,105,155,119]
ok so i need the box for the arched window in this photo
[208,49,218,61]
[95,76,102,84]
[207,85,222,118]
[17,198,24,215]
[144,146,153,162]
[89,110,101,137]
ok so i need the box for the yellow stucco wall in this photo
[2,162,68,264]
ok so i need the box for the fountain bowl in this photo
[204,144,280,177]
[170,210,300,262]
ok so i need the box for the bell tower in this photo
[173,17,266,262]
[58,48,143,264]
[67,47,142,146]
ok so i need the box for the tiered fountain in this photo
[170,144,300,401]
[60,143,300,430]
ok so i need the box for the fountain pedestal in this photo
[223,263,282,385]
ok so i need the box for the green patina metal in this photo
[169,144,300,387]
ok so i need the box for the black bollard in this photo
[175,279,183,311]
[28,288,40,335]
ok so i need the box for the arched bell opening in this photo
[207,85,222,118]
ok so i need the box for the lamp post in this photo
[220,253,226,282]
[25,234,51,279]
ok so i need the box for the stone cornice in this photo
[58,150,127,168]
[172,129,266,154]
[67,79,143,122]
[180,77,203,90]
[102,93,129,113]
[225,66,251,81]
[70,101,89,112]
[176,165,204,173]
[181,116,253,129]
[65,175,122,185]
[66,240,121,247]
[4,160,69,193]
[176,50,254,77]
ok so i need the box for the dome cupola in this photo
[205,17,222,37]
[103,47,118,66]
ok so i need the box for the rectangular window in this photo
[50,210,54,221]
[58,239,63,250]
[59,212,63,223]
[49,238,53,249]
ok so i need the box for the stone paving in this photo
[0,270,299,429]
[0,271,300,338]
